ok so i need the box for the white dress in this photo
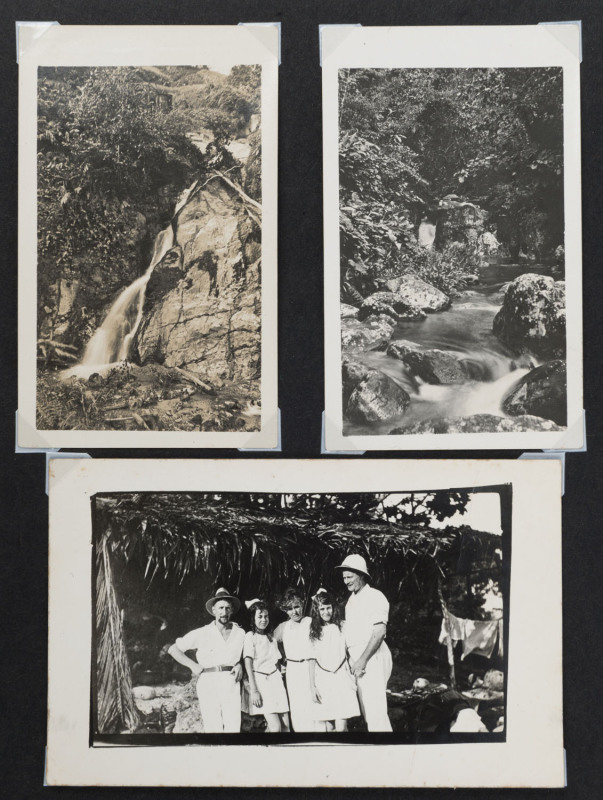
[242,631,289,715]
[307,623,360,722]
[274,617,316,732]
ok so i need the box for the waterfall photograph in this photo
[335,66,571,440]
[35,63,264,434]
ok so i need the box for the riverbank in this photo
[342,260,566,435]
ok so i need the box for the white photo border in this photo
[18,24,279,449]
[48,457,563,787]
[323,25,583,451]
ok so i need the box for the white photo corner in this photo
[323,24,583,451]
[48,458,563,788]
[17,24,279,449]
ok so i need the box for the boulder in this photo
[341,315,395,351]
[502,360,567,426]
[342,358,372,406]
[391,413,563,434]
[402,349,469,385]
[134,176,261,384]
[385,273,450,312]
[386,339,420,360]
[347,371,410,424]
[492,273,565,358]
[341,303,359,319]
[358,291,426,322]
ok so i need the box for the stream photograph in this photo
[338,67,568,437]
[35,64,263,433]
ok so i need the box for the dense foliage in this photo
[339,67,564,299]
[37,65,260,343]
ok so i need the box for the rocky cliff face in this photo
[133,174,261,385]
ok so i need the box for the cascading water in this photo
[345,261,552,435]
[63,224,175,380]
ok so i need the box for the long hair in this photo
[247,600,274,641]
[309,590,342,641]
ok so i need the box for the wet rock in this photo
[341,303,359,319]
[144,245,184,304]
[391,413,563,434]
[342,357,372,406]
[402,349,470,385]
[347,371,410,424]
[358,291,426,322]
[492,273,565,358]
[341,314,396,351]
[135,176,261,384]
[385,273,451,312]
[502,360,567,426]
[386,340,420,360]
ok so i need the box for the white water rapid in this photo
[64,226,174,380]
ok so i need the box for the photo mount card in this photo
[18,24,279,449]
[323,25,583,451]
[48,457,563,787]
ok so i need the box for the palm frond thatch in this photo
[95,530,139,734]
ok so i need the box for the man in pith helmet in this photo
[335,554,393,732]
[168,587,245,733]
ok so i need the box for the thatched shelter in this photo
[93,492,503,733]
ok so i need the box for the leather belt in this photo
[286,658,306,663]
[315,656,347,674]
[202,665,234,673]
[254,667,278,676]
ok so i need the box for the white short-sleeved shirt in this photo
[243,631,281,674]
[343,585,389,650]
[176,621,245,669]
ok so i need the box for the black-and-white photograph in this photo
[91,488,508,743]
[18,24,279,448]
[339,67,566,436]
[36,64,262,433]
[323,25,583,451]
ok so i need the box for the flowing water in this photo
[62,225,175,380]
[345,262,558,435]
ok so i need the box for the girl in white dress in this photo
[274,588,316,732]
[307,589,360,732]
[242,600,290,733]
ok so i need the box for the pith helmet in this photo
[334,554,371,579]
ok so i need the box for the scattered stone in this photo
[385,273,451,312]
[502,360,567,426]
[391,413,563,434]
[347,371,410,424]
[341,303,359,319]
[341,315,396,351]
[386,340,420,360]
[402,349,470,385]
[358,291,426,323]
[342,358,373,406]
[492,273,565,358]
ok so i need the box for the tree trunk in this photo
[95,529,139,733]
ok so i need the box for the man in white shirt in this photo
[168,587,245,733]
[335,554,393,732]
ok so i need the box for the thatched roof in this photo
[95,493,501,599]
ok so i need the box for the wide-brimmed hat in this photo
[334,554,371,579]
[205,587,241,615]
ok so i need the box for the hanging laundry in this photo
[438,613,503,661]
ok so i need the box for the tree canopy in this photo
[339,67,564,298]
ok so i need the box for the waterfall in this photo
[78,225,174,370]
[418,220,437,249]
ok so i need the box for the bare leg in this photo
[325,720,335,732]
[264,713,282,733]
[335,719,348,732]
[280,712,291,732]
